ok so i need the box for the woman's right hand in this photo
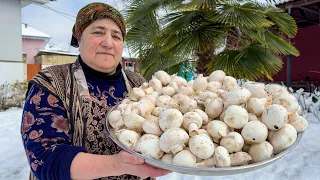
[113,151,172,179]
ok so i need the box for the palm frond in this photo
[208,2,274,28]
[207,43,283,80]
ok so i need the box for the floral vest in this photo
[29,59,147,180]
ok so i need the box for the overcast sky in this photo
[21,0,131,56]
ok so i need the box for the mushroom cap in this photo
[224,105,249,129]
[230,152,253,166]
[149,77,163,92]
[207,81,222,92]
[173,150,197,167]
[142,115,163,136]
[189,134,215,159]
[270,124,297,154]
[152,107,164,117]
[265,84,288,98]
[222,87,251,107]
[244,82,268,99]
[248,141,273,162]
[241,121,268,144]
[214,146,231,167]
[290,116,308,133]
[115,129,140,150]
[159,108,184,131]
[222,76,238,91]
[156,95,172,108]
[205,98,224,119]
[193,74,208,91]
[194,109,209,125]
[207,120,229,139]
[108,110,124,130]
[155,70,171,86]
[273,93,299,115]
[182,112,203,130]
[159,128,189,154]
[161,86,175,96]
[248,113,260,122]
[134,134,164,160]
[220,132,244,153]
[247,97,269,116]
[123,113,145,133]
[161,153,174,164]
[171,75,187,86]
[262,104,288,130]
[208,70,226,82]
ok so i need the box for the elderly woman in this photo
[21,2,170,180]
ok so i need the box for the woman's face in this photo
[78,18,124,74]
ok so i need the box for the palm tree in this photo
[124,0,299,80]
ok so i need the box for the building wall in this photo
[0,0,24,84]
[22,38,47,64]
[273,25,320,82]
[0,0,22,62]
[35,54,78,69]
[0,62,25,85]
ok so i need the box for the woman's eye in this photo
[93,31,103,35]
[113,35,121,40]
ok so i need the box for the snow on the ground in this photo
[0,108,319,180]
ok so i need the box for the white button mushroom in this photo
[193,74,208,91]
[222,87,251,107]
[270,124,297,154]
[160,153,174,164]
[171,74,188,86]
[155,70,171,86]
[241,121,268,144]
[134,134,164,160]
[243,82,268,99]
[273,93,299,115]
[156,95,172,108]
[194,109,209,125]
[288,111,300,123]
[208,70,226,82]
[115,129,140,150]
[173,150,197,167]
[189,134,215,159]
[248,113,260,122]
[159,128,189,154]
[183,112,203,135]
[178,85,194,96]
[128,87,146,102]
[214,146,231,167]
[205,98,224,119]
[290,116,308,133]
[224,105,249,129]
[248,141,273,162]
[142,115,163,136]
[149,77,163,92]
[220,132,244,153]
[222,76,239,91]
[247,97,269,117]
[159,108,184,131]
[161,86,175,96]
[265,83,288,98]
[107,110,124,130]
[194,156,216,168]
[169,81,179,92]
[230,152,253,166]
[261,104,288,130]
[152,107,164,117]
[123,111,145,133]
[207,120,229,139]
[207,81,222,92]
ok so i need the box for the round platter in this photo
[105,105,303,176]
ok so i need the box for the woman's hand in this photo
[113,151,172,178]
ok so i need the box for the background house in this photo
[0,0,54,85]
[273,0,320,91]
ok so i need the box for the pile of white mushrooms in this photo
[107,70,308,168]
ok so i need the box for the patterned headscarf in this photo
[71,2,126,47]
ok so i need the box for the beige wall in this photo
[35,54,77,69]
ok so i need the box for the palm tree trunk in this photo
[196,51,213,76]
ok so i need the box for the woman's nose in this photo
[101,34,113,48]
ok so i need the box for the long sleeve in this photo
[21,84,87,180]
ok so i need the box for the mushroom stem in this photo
[188,123,199,135]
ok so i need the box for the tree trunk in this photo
[196,51,214,76]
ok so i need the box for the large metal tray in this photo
[104,105,303,176]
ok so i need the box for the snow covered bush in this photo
[293,88,320,121]
[0,81,28,111]
[0,82,11,111]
